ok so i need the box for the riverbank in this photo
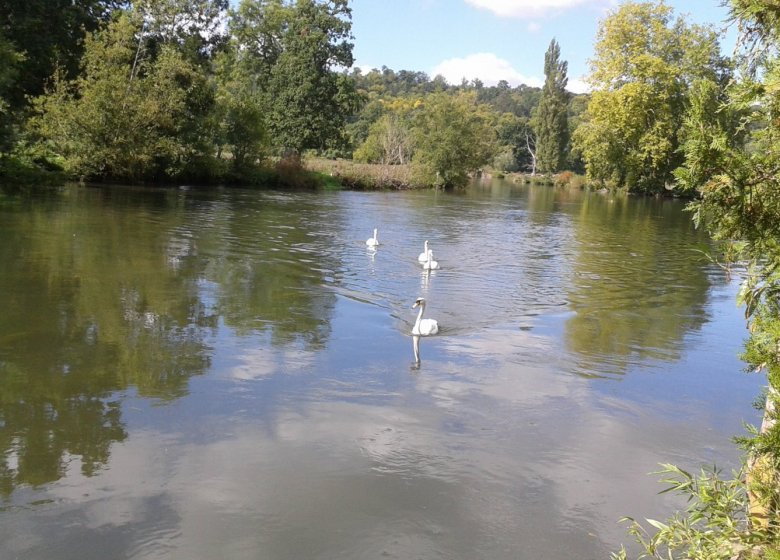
[0,150,592,193]
[303,157,420,190]
[304,157,593,191]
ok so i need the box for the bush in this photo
[554,170,574,187]
[612,463,780,560]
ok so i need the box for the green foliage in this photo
[0,0,122,109]
[32,12,218,182]
[684,10,780,469]
[574,1,726,194]
[616,3,780,558]
[673,78,744,196]
[353,113,414,165]
[495,111,534,173]
[0,29,22,151]
[344,98,385,151]
[411,92,496,188]
[260,0,359,155]
[533,38,569,173]
[613,464,780,560]
[350,66,441,97]
[213,46,267,171]
[133,0,229,61]
[476,80,541,118]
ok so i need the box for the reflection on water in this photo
[564,194,714,377]
[0,181,762,559]
[412,335,421,367]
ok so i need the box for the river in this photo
[0,179,763,559]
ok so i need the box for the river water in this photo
[0,180,764,559]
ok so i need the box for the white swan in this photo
[412,297,439,336]
[417,240,429,263]
[422,249,439,270]
[366,228,379,248]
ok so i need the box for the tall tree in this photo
[213,45,267,170]
[612,4,780,556]
[0,0,123,110]
[573,1,726,194]
[264,0,358,155]
[0,30,22,150]
[533,38,569,174]
[133,0,229,61]
[685,0,780,411]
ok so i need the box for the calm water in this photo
[0,180,764,559]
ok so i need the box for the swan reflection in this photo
[422,249,439,270]
[420,268,435,291]
[412,334,421,368]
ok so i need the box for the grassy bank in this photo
[304,157,421,190]
[305,158,596,191]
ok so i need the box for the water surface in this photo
[0,180,763,559]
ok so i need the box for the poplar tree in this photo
[533,38,569,174]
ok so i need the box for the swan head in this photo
[412,297,425,309]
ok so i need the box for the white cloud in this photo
[465,0,596,18]
[567,76,591,94]
[431,52,543,88]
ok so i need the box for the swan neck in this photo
[414,302,425,329]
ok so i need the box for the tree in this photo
[33,12,217,182]
[493,112,534,173]
[212,30,268,171]
[133,0,229,61]
[533,38,569,173]
[260,0,359,155]
[0,30,22,150]
[673,78,744,195]
[573,1,726,194]
[614,2,780,556]
[411,92,495,187]
[686,0,780,406]
[354,113,414,165]
[0,0,123,111]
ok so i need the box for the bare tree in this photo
[525,131,538,175]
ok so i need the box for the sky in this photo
[348,0,738,93]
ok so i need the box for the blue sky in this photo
[349,0,737,93]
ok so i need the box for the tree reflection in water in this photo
[0,186,340,497]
